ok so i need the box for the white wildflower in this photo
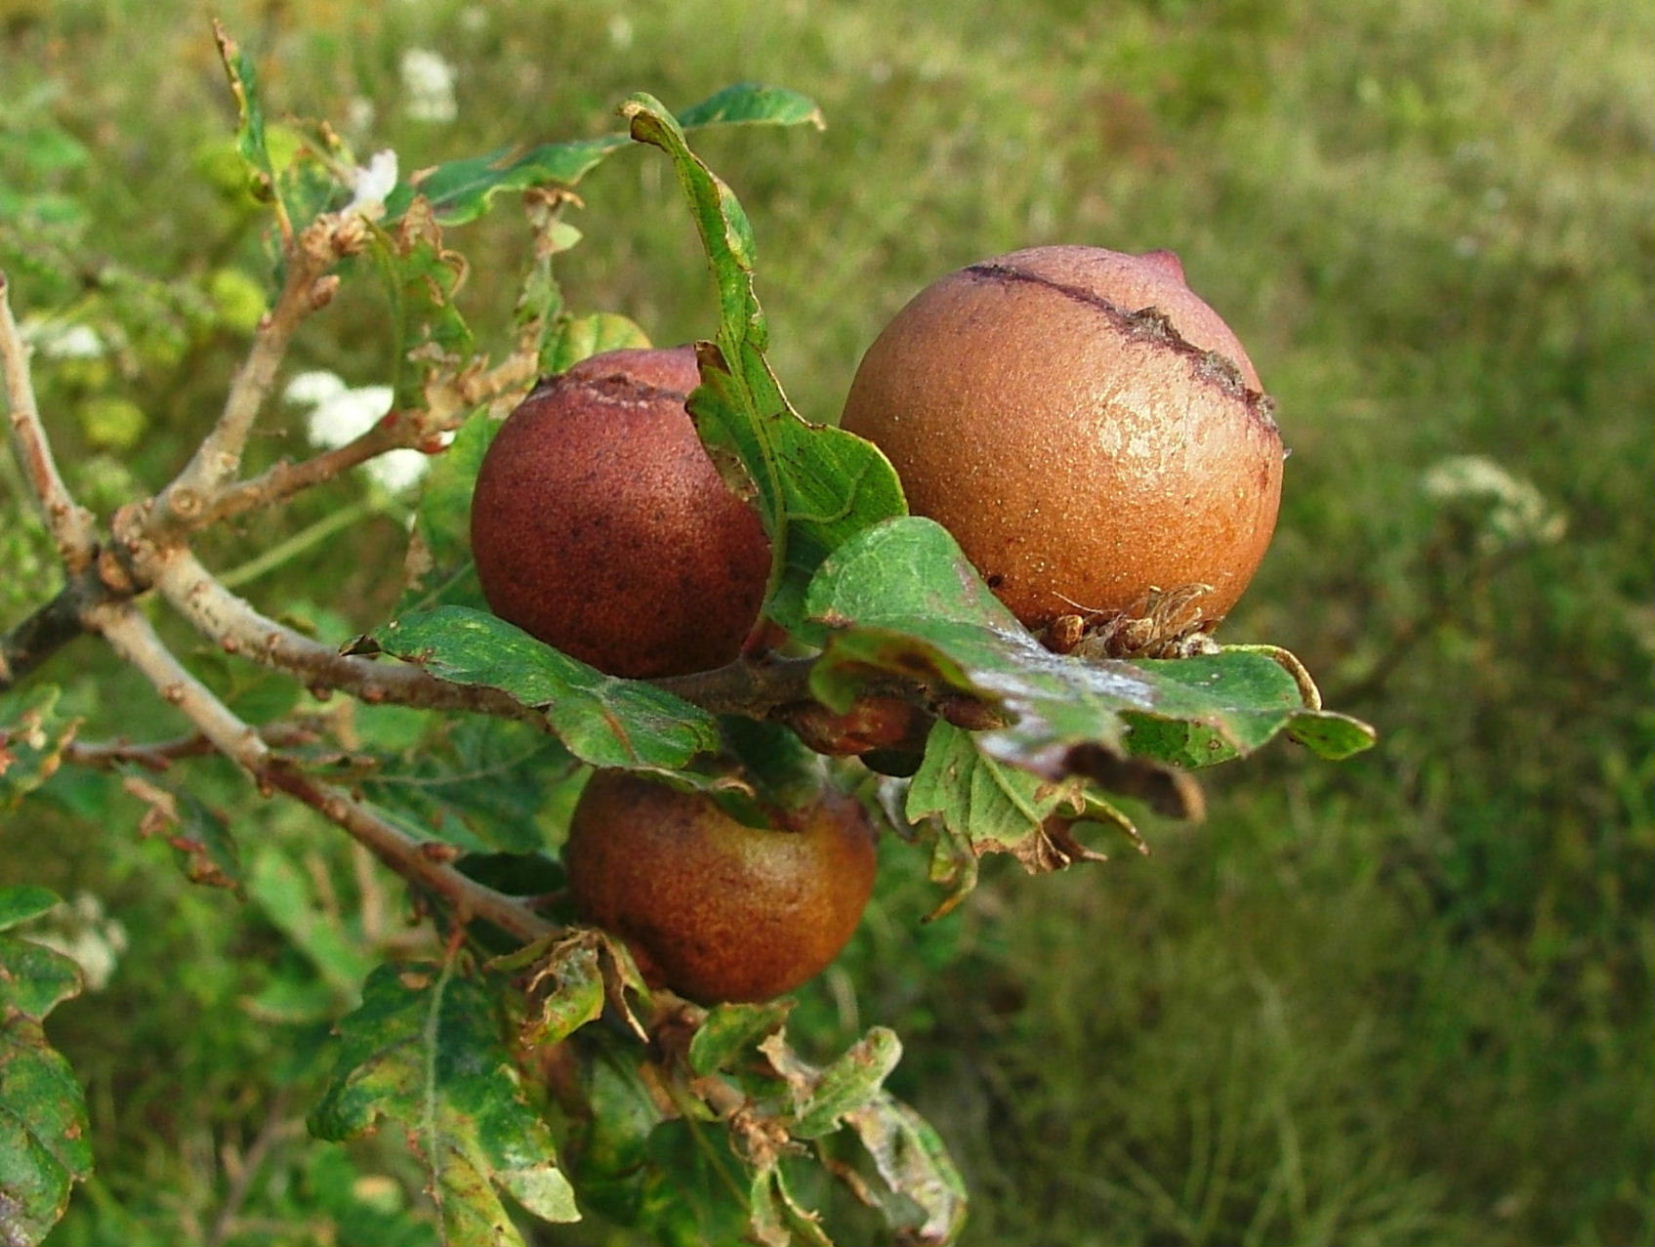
[27,892,130,993]
[367,447,435,495]
[287,375,431,495]
[346,97,376,136]
[28,320,105,360]
[283,369,348,408]
[1422,454,1567,550]
[401,48,458,123]
[300,384,393,449]
[607,14,634,49]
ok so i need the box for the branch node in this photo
[169,486,205,520]
[96,545,141,596]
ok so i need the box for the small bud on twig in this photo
[308,275,342,311]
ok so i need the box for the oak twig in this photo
[89,599,271,770]
[136,541,540,720]
[260,763,555,945]
[1,580,91,690]
[653,655,819,716]
[200,347,542,529]
[3,201,567,961]
[200,422,406,527]
[65,720,325,773]
[1,271,99,570]
[149,219,344,534]
[83,596,554,946]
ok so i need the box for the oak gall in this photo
[470,347,770,678]
[565,771,878,1004]
[840,246,1283,649]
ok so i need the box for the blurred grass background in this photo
[3,0,1651,1244]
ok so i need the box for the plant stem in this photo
[1,271,99,570]
[137,540,540,720]
[148,223,338,533]
[84,595,555,945]
[1,581,90,690]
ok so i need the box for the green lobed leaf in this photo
[758,1026,900,1139]
[843,1094,969,1246]
[755,1025,965,1243]
[309,960,578,1243]
[786,1028,903,1141]
[369,606,723,779]
[675,83,826,130]
[385,137,630,228]
[512,193,572,366]
[1,686,81,812]
[561,1013,966,1246]
[907,723,1092,873]
[0,937,82,1026]
[580,1040,669,1178]
[370,203,477,411]
[622,92,906,631]
[905,726,1144,884]
[210,30,344,238]
[540,312,652,378]
[522,967,604,1053]
[211,23,280,214]
[561,1034,749,1240]
[805,518,1375,776]
[687,1000,792,1077]
[508,929,644,1051]
[385,83,825,229]
[0,932,92,1247]
[0,888,60,934]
